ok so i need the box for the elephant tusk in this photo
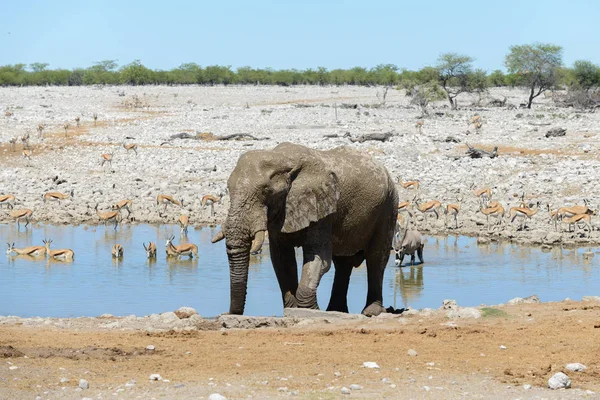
[211,230,225,243]
[250,230,266,254]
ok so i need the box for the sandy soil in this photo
[1,300,599,399]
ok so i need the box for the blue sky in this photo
[3,0,599,72]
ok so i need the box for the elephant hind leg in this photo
[362,228,394,317]
[327,252,364,313]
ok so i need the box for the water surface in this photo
[1,224,598,317]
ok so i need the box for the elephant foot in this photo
[362,302,386,317]
[283,291,298,308]
[295,287,319,310]
[326,303,349,313]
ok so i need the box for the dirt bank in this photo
[1,299,599,399]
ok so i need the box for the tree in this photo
[29,62,49,72]
[488,70,506,87]
[505,43,563,108]
[572,60,600,91]
[436,53,475,109]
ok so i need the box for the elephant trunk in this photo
[227,246,251,315]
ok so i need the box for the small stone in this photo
[349,384,363,390]
[407,349,418,357]
[423,386,431,391]
[334,372,341,377]
[390,384,397,388]
[125,380,136,387]
[341,387,351,395]
[425,362,435,366]
[548,372,571,390]
[60,377,68,383]
[500,345,507,350]
[174,306,199,319]
[146,345,155,351]
[208,394,227,400]
[277,387,288,392]
[523,384,532,390]
[149,374,162,381]
[381,377,390,383]
[363,361,380,369]
[442,299,457,310]
[78,379,89,389]
[9,366,18,370]
[565,363,587,372]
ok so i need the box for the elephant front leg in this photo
[269,240,299,309]
[296,241,332,309]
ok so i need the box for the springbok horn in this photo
[211,230,225,243]
[250,231,266,254]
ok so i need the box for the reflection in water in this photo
[393,266,424,309]
[1,224,599,317]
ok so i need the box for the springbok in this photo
[480,203,505,232]
[111,244,124,258]
[42,190,74,205]
[143,242,157,258]
[63,123,69,137]
[100,152,114,168]
[75,116,80,128]
[0,194,16,209]
[6,242,46,257]
[415,120,424,134]
[123,142,138,155]
[9,137,17,152]
[562,214,592,235]
[22,148,33,165]
[112,199,133,218]
[178,215,189,235]
[165,235,198,259]
[472,185,492,208]
[414,196,443,225]
[201,194,222,217]
[397,177,420,191]
[157,194,183,216]
[43,239,74,261]
[445,197,463,229]
[95,204,120,230]
[11,209,33,228]
[508,201,541,231]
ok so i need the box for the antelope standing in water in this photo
[201,194,222,218]
[165,235,198,259]
[43,239,75,261]
[112,244,124,258]
[11,209,33,229]
[95,203,120,230]
[6,242,47,257]
[42,189,74,205]
[143,242,157,258]
[178,215,189,235]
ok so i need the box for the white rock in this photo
[174,306,199,319]
[60,377,68,383]
[523,384,532,390]
[548,372,571,390]
[407,349,418,357]
[334,371,341,377]
[565,363,586,372]
[146,345,155,351]
[349,384,363,390]
[8,366,18,370]
[423,386,431,391]
[78,379,89,389]
[363,361,380,369]
[208,394,227,400]
[442,299,457,310]
[582,296,600,302]
[149,374,162,381]
[341,387,351,395]
[500,345,507,350]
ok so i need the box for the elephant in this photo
[213,142,398,316]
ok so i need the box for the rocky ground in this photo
[1,85,600,246]
[1,298,599,399]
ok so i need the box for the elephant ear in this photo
[282,167,339,234]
